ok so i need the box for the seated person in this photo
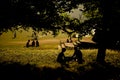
[36,40,39,47]
[57,48,66,65]
[26,40,30,47]
[66,39,69,43]
[72,46,84,63]
[31,40,35,47]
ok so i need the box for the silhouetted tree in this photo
[0,0,82,32]
[81,0,120,63]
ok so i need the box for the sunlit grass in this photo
[105,49,120,67]
[0,48,59,66]
[0,47,120,68]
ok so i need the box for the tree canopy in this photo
[1,0,120,48]
[0,0,82,32]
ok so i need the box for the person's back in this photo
[31,40,35,47]
[66,39,69,43]
[72,46,83,63]
[26,40,30,47]
[57,48,66,64]
[36,40,39,47]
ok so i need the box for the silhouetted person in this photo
[26,40,30,47]
[57,48,66,65]
[32,31,38,40]
[13,31,16,39]
[66,39,69,43]
[36,40,39,47]
[69,40,73,43]
[31,40,35,47]
[72,46,84,64]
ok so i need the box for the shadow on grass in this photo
[78,62,120,80]
[78,41,120,51]
[78,41,97,49]
[0,62,120,80]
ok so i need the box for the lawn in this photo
[0,28,120,80]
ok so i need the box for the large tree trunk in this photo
[96,43,106,63]
[95,0,109,63]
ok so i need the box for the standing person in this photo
[72,46,84,64]
[32,31,38,40]
[13,31,16,39]
[57,48,67,66]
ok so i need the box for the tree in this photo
[61,0,120,63]
[82,0,120,63]
[59,13,80,41]
[0,0,82,32]
[59,9,93,42]
[0,0,59,32]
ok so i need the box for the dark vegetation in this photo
[79,41,120,51]
[1,62,120,80]
[79,41,97,49]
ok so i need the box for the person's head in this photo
[74,46,79,50]
[62,48,66,52]
[28,40,30,42]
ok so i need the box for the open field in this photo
[1,28,120,80]
[0,28,98,67]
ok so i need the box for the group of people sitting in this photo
[57,45,84,67]
[26,39,39,47]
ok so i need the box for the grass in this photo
[1,28,120,80]
[1,47,120,80]
[0,47,120,69]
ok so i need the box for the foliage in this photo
[0,0,98,37]
[1,0,120,49]
[0,0,82,33]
